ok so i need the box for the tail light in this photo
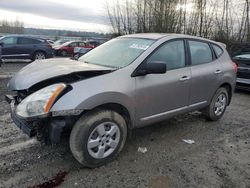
[233,62,238,73]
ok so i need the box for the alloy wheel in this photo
[35,52,46,59]
[214,93,227,116]
[87,122,120,159]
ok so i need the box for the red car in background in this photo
[54,41,96,56]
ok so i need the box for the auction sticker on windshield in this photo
[129,44,149,50]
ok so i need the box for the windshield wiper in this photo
[82,61,120,69]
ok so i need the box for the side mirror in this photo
[132,61,167,77]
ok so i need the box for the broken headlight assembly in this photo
[16,83,66,118]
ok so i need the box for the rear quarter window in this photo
[212,44,223,57]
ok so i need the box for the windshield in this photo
[78,38,155,68]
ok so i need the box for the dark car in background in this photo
[233,53,250,90]
[0,36,53,61]
[0,35,53,61]
[230,43,250,90]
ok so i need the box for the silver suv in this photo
[6,33,236,167]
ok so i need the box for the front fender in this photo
[50,90,135,125]
[76,92,134,114]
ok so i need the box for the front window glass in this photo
[1,37,17,45]
[79,38,155,68]
[147,40,185,70]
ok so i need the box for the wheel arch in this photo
[219,82,233,105]
[86,103,132,129]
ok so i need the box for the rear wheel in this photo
[33,51,46,60]
[202,87,228,121]
[70,110,127,168]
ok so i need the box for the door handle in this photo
[179,76,190,81]
[214,70,222,74]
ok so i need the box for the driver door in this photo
[135,40,191,126]
[68,42,78,54]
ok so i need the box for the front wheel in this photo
[69,110,127,168]
[202,87,228,121]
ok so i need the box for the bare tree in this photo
[106,0,249,44]
[0,19,24,34]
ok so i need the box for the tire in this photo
[202,87,229,121]
[70,109,127,168]
[33,51,46,60]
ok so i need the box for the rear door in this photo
[17,37,42,58]
[188,40,222,106]
[0,36,18,58]
[68,42,78,54]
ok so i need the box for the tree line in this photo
[0,19,24,34]
[106,0,250,44]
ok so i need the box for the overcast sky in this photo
[0,0,111,32]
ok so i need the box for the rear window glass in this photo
[189,40,213,65]
[212,44,223,57]
[18,37,41,44]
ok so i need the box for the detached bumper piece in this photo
[5,94,16,104]
[11,111,37,137]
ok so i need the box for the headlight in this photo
[16,83,66,118]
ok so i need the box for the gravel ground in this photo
[0,62,249,188]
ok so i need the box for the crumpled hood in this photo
[8,58,115,90]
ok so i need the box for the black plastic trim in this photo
[11,110,36,137]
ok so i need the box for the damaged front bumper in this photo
[5,95,35,136]
[6,94,46,138]
[5,94,80,144]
